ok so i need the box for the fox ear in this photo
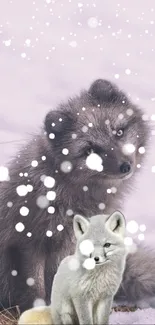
[88,79,127,104]
[44,110,75,138]
[73,215,90,239]
[105,211,126,237]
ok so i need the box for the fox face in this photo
[44,79,149,185]
[73,211,126,267]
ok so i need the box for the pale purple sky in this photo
[0,0,155,242]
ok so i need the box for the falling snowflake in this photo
[26,278,35,286]
[7,201,13,208]
[125,69,131,75]
[25,39,31,46]
[33,299,46,308]
[79,240,94,256]
[11,270,18,276]
[36,195,49,208]
[15,222,25,232]
[137,164,141,168]
[49,133,55,139]
[107,189,111,194]
[72,134,77,139]
[42,156,46,161]
[0,166,9,181]
[138,233,145,241]
[83,186,88,191]
[60,161,73,173]
[16,185,28,197]
[27,184,33,192]
[31,160,38,167]
[88,123,93,127]
[138,147,145,154]
[4,39,11,47]
[44,176,55,188]
[82,126,88,133]
[66,209,73,216]
[27,232,32,237]
[151,114,155,121]
[46,191,56,201]
[86,153,103,172]
[68,257,80,271]
[57,224,64,231]
[126,220,139,234]
[139,224,146,232]
[62,148,69,155]
[83,258,95,270]
[46,230,53,237]
[118,113,124,120]
[20,206,29,216]
[87,17,98,28]
[122,143,136,155]
[69,41,77,47]
[114,74,120,79]
[48,206,55,214]
[21,53,26,58]
[99,203,105,210]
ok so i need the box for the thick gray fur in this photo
[0,79,153,312]
[51,211,127,325]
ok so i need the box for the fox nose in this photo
[94,256,100,262]
[120,162,131,174]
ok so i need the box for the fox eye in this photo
[116,129,124,137]
[104,243,111,248]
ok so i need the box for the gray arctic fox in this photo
[0,79,153,312]
[51,211,127,325]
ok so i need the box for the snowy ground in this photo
[110,308,155,324]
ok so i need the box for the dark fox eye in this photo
[116,129,124,137]
[104,243,111,248]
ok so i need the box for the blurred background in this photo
[0,0,155,244]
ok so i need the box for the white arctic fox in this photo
[18,211,127,325]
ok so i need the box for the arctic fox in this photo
[18,211,127,325]
[0,79,151,311]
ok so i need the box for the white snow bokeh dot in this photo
[0,166,9,181]
[46,191,56,201]
[138,146,145,154]
[139,224,146,232]
[16,185,28,197]
[87,17,98,28]
[46,230,53,237]
[66,209,74,216]
[26,278,35,286]
[49,133,55,139]
[122,143,135,155]
[11,270,18,276]
[83,258,96,270]
[31,160,38,167]
[33,299,46,308]
[36,195,49,208]
[20,206,29,216]
[79,240,94,256]
[48,206,55,214]
[62,148,69,155]
[57,224,64,231]
[44,176,55,188]
[99,203,105,210]
[60,161,73,173]
[126,220,139,234]
[86,153,103,172]
[15,222,25,232]
[138,233,145,241]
